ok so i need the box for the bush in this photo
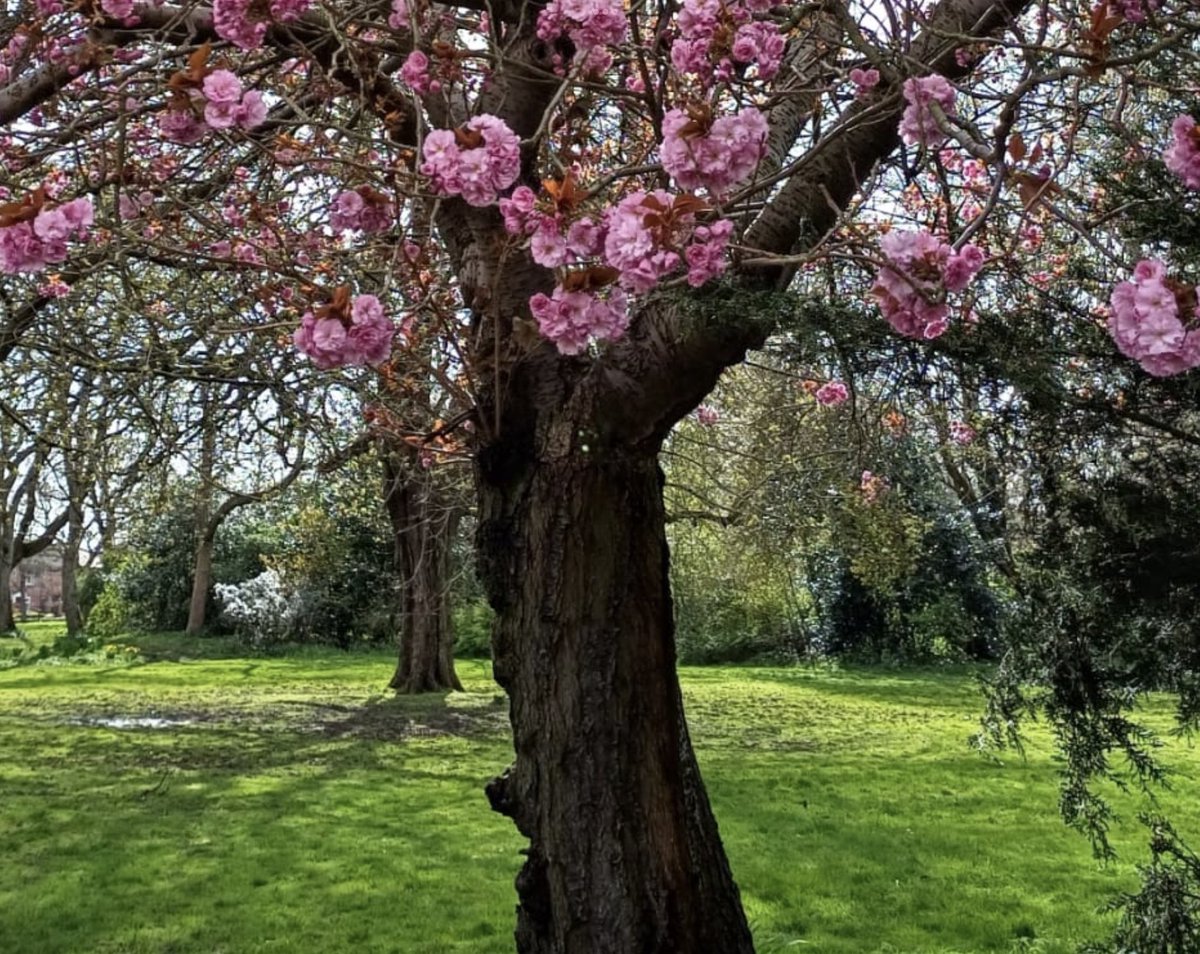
[85,577,133,640]
[453,600,493,658]
[215,570,295,646]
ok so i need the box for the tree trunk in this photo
[185,532,213,636]
[384,453,463,694]
[62,496,85,636]
[477,444,755,954]
[0,551,13,633]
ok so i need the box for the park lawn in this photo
[0,633,1197,953]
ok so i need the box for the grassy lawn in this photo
[1,628,1197,953]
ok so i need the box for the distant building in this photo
[11,547,64,617]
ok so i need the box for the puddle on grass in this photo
[69,716,197,730]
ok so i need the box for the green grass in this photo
[1,639,1197,954]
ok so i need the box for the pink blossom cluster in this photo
[294,293,395,369]
[329,187,395,233]
[815,381,849,406]
[660,106,768,195]
[536,0,627,75]
[499,185,604,269]
[201,70,267,131]
[117,190,156,220]
[670,0,783,84]
[684,219,734,287]
[0,197,93,275]
[1108,259,1200,377]
[100,0,135,19]
[503,185,736,294]
[1164,114,1200,190]
[695,405,720,426]
[603,191,735,293]
[502,182,740,350]
[159,71,266,144]
[388,0,415,30]
[849,67,880,100]
[213,0,312,51]
[870,230,984,339]
[399,51,438,95]
[421,115,521,207]
[900,75,956,147]
[159,108,207,145]
[529,286,630,355]
[1111,0,1157,22]
[949,420,976,445]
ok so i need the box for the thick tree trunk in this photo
[384,454,463,694]
[185,533,213,636]
[477,445,755,954]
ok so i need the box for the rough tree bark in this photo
[383,449,464,694]
[477,434,756,953]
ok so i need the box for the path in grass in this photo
[1,632,1197,953]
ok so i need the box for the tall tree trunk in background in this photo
[0,549,13,634]
[61,532,83,636]
[384,450,463,694]
[185,407,217,636]
[185,531,215,637]
[61,473,86,636]
[477,432,756,954]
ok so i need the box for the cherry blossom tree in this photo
[3,0,1200,949]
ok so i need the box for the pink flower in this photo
[815,381,849,406]
[660,106,767,195]
[1108,258,1200,376]
[529,286,629,354]
[871,230,982,339]
[236,90,268,129]
[849,67,880,99]
[536,0,627,74]
[202,70,243,104]
[388,0,411,30]
[696,405,720,426]
[294,292,396,369]
[213,0,268,50]
[420,115,520,207]
[0,196,92,275]
[213,0,311,49]
[900,75,956,147]
[499,185,539,235]
[530,220,570,268]
[400,50,432,94]
[684,219,733,287]
[159,109,207,144]
[1165,114,1200,190]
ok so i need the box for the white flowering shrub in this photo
[215,570,297,646]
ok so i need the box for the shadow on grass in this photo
[0,705,522,954]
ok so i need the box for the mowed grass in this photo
[1,628,1198,954]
